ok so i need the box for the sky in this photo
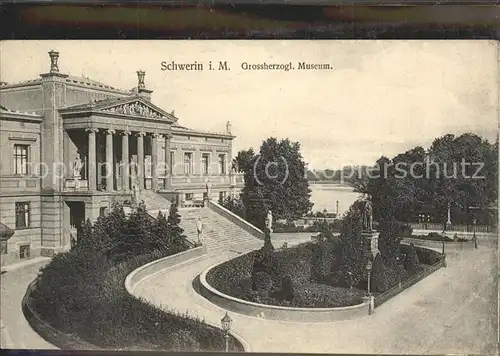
[1,40,498,170]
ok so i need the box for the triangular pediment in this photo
[98,97,177,123]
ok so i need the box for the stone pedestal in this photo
[363,295,375,315]
[362,230,380,259]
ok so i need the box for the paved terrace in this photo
[1,233,498,354]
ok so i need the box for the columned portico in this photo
[137,132,145,191]
[86,128,98,191]
[152,133,159,190]
[121,131,131,191]
[105,129,115,192]
[164,133,172,190]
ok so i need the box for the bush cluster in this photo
[31,202,243,352]
[411,232,454,242]
[272,219,343,233]
[207,241,364,308]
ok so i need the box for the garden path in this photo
[135,233,498,354]
[1,258,56,349]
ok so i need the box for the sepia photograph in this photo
[0,40,498,354]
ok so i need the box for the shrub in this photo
[404,243,420,272]
[370,254,389,293]
[32,203,243,352]
[170,330,200,351]
[253,271,272,291]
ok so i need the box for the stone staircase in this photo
[178,207,263,253]
[139,190,172,218]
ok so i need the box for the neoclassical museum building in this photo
[0,50,243,266]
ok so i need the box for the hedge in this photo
[31,249,244,351]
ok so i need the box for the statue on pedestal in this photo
[205,179,212,200]
[196,217,204,245]
[265,209,273,233]
[362,200,373,232]
[72,154,83,178]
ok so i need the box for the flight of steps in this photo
[179,207,263,253]
[138,190,172,218]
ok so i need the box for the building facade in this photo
[0,50,243,266]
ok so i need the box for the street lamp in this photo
[221,312,232,352]
[473,218,478,248]
[366,260,373,296]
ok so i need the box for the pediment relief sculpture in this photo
[102,101,165,119]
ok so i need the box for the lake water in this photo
[309,184,361,216]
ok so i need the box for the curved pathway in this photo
[135,234,498,354]
[1,258,56,349]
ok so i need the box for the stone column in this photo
[105,129,115,192]
[86,128,98,191]
[151,133,160,190]
[137,132,145,190]
[121,131,131,191]
[164,133,172,189]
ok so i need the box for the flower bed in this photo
[206,243,364,308]
[30,249,243,351]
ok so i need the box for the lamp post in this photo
[473,218,478,248]
[366,260,374,315]
[336,200,339,218]
[366,260,373,296]
[441,234,447,267]
[221,312,232,352]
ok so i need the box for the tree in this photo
[238,138,313,227]
[337,200,367,288]
[404,243,419,272]
[371,253,389,292]
[112,203,154,260]
[221,195,246,219]
[166,199,189,253]
[150,211,170,253]
[378,218,404,264]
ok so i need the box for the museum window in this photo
[13,144,29,175]
[0,241,7,255]
[185,193,193,201]
[19,244,30,259]
[15,202,30,229]
[99,207,107,217]
[202,153,210,175]
[184,152,193,175]
[218,154,226,174]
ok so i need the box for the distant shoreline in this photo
[308,180,353,187]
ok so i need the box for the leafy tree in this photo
[378,218,404,264]
[166,199,189,253]
[371,253,389,293]
[404,243,419,272]
[337,200,367,288]
[221,195,246,220]
[351,133,498,226]
[112,204,154,260]
[150,211,171,253]
[237,138,313,228]
[75,218,93,252]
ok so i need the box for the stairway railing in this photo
[206,200,264,240]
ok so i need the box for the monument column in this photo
[105,129,115,192]
[121,131,131,191]
[164,133,172,190]
[137,132,145,190]
[86,128,98,191]
[151,133,160,190]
